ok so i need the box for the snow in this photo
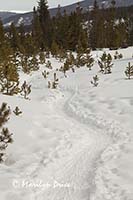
[0,47,133,200]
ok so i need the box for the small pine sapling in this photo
[118,53,123,59]
[114,51,123,60]
[0,103,13,163]
[125,62,133,79]
[71,67,75,73]
[20,81,31,99]
[91,75,99,87]
[13,106,22,116]
[114,51,119,59]
[42,70,49,79]
[98,52,113,74]
[46,60,52,69]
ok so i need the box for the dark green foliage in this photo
[51,40,60,58]
[0,21,19,96]
[89,0,128,49]
[125,62,133,79]
[32,7,43,51]
[29,54,39,71]
[91,75,99,87]
[20,81,31,99]
[20,54,39,74]
[0,103,13,163]
[13,106,22,116]
[37,0,53,49]
[98,52,113,74]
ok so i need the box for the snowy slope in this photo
[0,47,133,200]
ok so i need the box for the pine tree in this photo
[20,81,31,99]
[89,0,99,49]
[125,62,133,79]
[0,49,19,95]
[29,54,39,71]
[37,0,53,49]
[0,103,13,163]
[98,52,113,74]
[13,106,22,116]
[106,0,117,48]
[32,6,43,51]
[51,40,60,57]
[42,70,49,78]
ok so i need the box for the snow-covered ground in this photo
[0,47,133,200]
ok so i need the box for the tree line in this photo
[0,0,132,56]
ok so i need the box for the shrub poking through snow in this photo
[46,60,52,69]
[13,106,22,116]
[0,103,13,163]
[71,67,75,73]
[52,73,59,89]
[98,52,113,74]
[42,70,49,79]
[20,81,31,99]
[114,51,123,60]
[125,62,133,79]
[91,75,99,87]
[48,81,51,89]
[48,73,59,89]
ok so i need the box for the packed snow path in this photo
[31,88,111,200]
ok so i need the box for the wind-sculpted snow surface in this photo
[0,47,133,200]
